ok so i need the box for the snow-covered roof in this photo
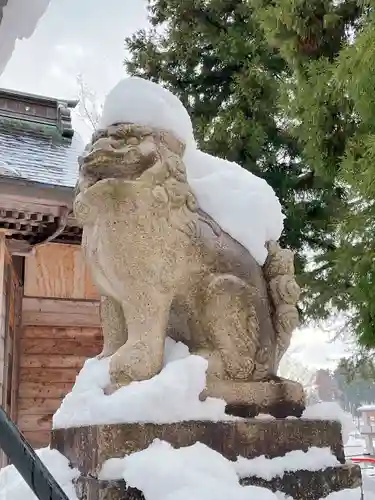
[0,88,82,188]
[0,119,81,188]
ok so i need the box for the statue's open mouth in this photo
[79,146,152,187]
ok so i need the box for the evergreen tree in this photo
[333,358,375,415]
[254,0,375,347]
[124,0,347,297]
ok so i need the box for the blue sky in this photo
[0,0,350,370]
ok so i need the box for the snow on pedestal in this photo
[53,335,358,433]
[0,441,362,500]
[100,441,341,482]
[98,440,366,500]
[53,339,230,429]
[302,402,357,445]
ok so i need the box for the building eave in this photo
[0,176,81,254]
[0,87,78,138]
[0,87,78,109]
[0,175,74,206]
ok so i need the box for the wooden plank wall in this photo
[0,234,7,468]
[0,235,6,407]
[19,243,102,448]
[0,235,21,415]
[0,235,22,466]
[24,243,99,300]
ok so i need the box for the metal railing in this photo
[0,405,69,500]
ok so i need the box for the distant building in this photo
[357,404,375,456]
[313,369,342,402]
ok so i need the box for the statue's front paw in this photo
[109,340,163,386]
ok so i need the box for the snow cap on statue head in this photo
[99,76,195,147]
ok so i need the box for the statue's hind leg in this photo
[198,274,259,382]
[196,274,305,418]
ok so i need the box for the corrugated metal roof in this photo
[0,117,83,188]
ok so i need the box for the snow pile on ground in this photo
[53,338,229,429]
[99,77,284,265]
[0,448,79,500]
[363,476,375,500]
[302,402,356,444]
[344,431,367,457]
[100,439,360,500]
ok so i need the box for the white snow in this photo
[99,439,356,500]
[345,431,368,458]
[0,0,50,75]
[324,490,362,500]
[254,413,276,421]
[363,476,375,500]
[358,405,375,412]
[184,148,284,264]
[0,448,79,500]
[99,77,195,147]
[302,402,356,444]
[0,440,366,500]
[234,446,339,480]
[98,77,284,265]
[277,491,363,500]
[53,338,229,429]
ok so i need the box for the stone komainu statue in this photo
[74,123,304,417]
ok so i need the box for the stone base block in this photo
[75,464,362,500]
[241,463,362,500]
[74,477,133,500]
[51,419,361,500]
[205,377,305,418]
[51,419,345,475]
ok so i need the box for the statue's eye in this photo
[110,132,125,140]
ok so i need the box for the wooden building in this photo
[0,88,102,450]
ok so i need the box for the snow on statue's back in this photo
[185,148,284,264]
[99,76,284,265]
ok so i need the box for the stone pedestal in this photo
[212,377,305,418]
[51,419,362,500]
